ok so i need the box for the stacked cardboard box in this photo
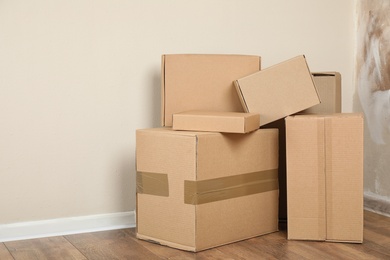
[136,128,279,251]
[136,54,363,251]
[286,114,363,243]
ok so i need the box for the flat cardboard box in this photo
[172,111,260,133]
[301,72,341,114]
[136,128,279,252]
[234,55,320,126]
[161,54,261,126]
[285,114,363,243]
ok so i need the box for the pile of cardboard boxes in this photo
[136,54,363,252]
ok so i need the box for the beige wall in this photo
[0,0,355,224]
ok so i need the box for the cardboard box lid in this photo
[161,54,261,126]
[172,110,260,133]
[285,113,363,243]
[234,55,320,126]
[136,127,279,251]
[301,72,341,114]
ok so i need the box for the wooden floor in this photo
[1,210,389,260]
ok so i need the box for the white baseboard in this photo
[0,211,136,242]
[364,192,390,218]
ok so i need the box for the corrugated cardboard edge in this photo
[161,55,166,126]
[234,81,249,112]
[137,229,279,252]
[302,55,321,105]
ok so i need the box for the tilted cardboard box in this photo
[172,111,260,133]
[234,55,320,126]
[285,114,363,243]
[136,128,279,251]
[302,72,342,114]
[161,54,261,126]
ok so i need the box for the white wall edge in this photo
[0,211,136,243]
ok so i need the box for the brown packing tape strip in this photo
[184,169,278,205]
[136,172,169,197]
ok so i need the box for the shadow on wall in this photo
[355,0,390,205]
[127,64,161,210]
[120,154,136,211]
[149,65,162,128]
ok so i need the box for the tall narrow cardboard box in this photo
[136,128,279,251]
[285,114,363,243]
[302,72,342,114]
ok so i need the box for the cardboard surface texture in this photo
[172,111,260,133]
[285,114,363,243]
[161,54,261,126]
[234,55,320,126]
[136,128,279,252]
[302,72,342,114]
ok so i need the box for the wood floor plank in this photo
[5,236,86,260]
[306,240,385,260]
[65,229,162,260]
[127,229,247,260]
[1,210,389,259]
[126,229,197,260]
[0,243,14,260]
[209,237,279,259]
[364,228,390,247]
[246,231,316,259]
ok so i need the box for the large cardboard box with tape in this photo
[136,128,279,252]
[161,54,261,126]
[285,114,363,243]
